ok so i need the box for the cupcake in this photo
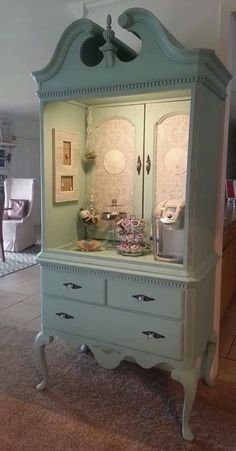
[122,218,131,230]
[117,230,126,241]
[135,232,144,242]
[131,219,139,229]
[119,242,130,253]
[130,244,140,254]
[116,218,124,227]
[139,219,146,227]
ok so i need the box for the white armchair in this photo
[3,178,36,252]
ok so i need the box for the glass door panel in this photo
[145,100,190,263]
[155,113,190,207]
[86,104,144,240]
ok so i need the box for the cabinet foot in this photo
[202,332,217,386]
[35,331,54,391]
[79,344,90,354]
[171,368,198,441]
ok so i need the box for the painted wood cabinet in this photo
[32,8,231,440]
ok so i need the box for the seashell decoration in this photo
[75,239,102,252]
[79,209,99,225]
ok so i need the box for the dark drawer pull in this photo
[63,282,82,289]
[142,330,165,339]
[132,294,155,302]
[56,312,74,319]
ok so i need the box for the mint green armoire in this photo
[32,8,231,440]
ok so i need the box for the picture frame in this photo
[225,179,236,200]
[52,128,80,203]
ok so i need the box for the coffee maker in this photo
[153,199,185,263]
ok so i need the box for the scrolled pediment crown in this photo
[32,7,231,99]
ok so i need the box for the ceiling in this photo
[0,0,235,119]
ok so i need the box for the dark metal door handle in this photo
[146,155,151,174]
[142,330,165,339]
[132,294,156,302]
[56,312,74,319]
[136,155,142,175]
[63,282,82,289]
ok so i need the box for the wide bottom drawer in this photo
[43,297,183,360]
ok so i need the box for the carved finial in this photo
[99,14,118,68]
[107,14,112,29]
[103,14,115,44]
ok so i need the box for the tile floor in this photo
[0,264,235,382]
[0,264,41,331]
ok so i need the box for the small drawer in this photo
[42,269,105,305]
[43,297,183,360]
[107,279,183,319]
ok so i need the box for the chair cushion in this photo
[7,199,29,219]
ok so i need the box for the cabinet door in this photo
[89,104,144,218]
[144,100,191,220]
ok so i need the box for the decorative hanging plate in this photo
[104,149,126,175]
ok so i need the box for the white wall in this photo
[82,0,224,54]
[6,114,41,226]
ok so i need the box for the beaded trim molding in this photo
[40,261,196,289]
[37,75,226,101]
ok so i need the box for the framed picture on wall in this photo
[225,179,236,200]
[52,128,80,203]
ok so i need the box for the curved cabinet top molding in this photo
[32,8,231,101]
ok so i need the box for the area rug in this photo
[0,324,235,451]
[0,245,40,277]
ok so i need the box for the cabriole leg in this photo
[35,331,54,391]
[202,331,217,386]
[171,368,198,441]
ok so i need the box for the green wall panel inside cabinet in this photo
[43,101,86,248]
